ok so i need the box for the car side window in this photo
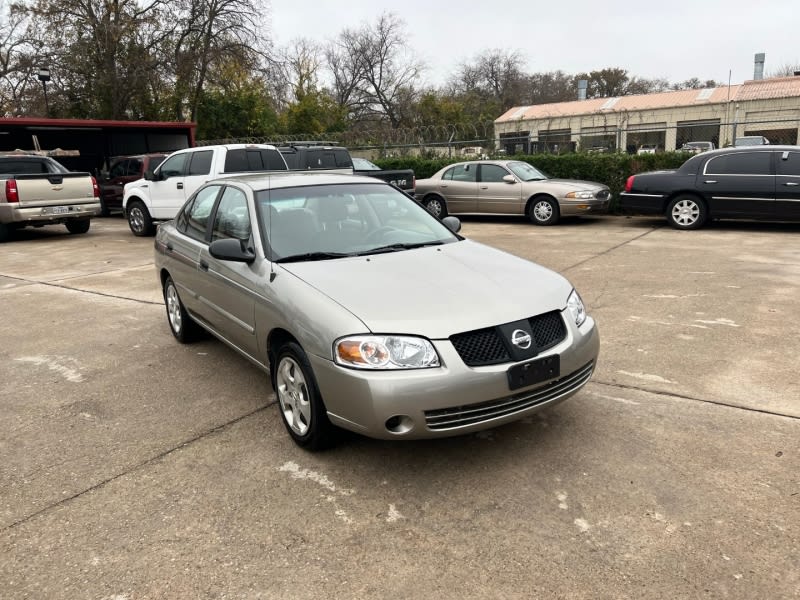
[480,164,510,183]
[451,164,477,182]
[159,154,188,179]
[211,186,251,242]
[188,150,213,176]
[706,152,772,175]
[778,152,800,177]
[127,159,143,176]
[183,185,222,242]
[109,160,128,178]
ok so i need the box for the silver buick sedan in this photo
[415,160,611,225]
[154,173,600,449]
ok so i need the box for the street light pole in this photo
[37,66,51,117]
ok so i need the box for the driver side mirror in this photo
[502,174,516,184]
[144,170,157,181]
[209,238,256,264]
[442,216,461,234]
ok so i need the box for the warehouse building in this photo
[494,75,800,154]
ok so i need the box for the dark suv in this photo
[100,154,167,215]
[278,143,353,173]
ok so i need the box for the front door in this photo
[149,152,190,219]
[196,185,259,358]
[477,164,522,213]
[701,151,775,218]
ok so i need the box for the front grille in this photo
[450,328,510,366]
[424,361,594,431]
[450,310,567,367]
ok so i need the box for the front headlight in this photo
[565,190,595,199]
[335,335,440,370]
[566,289,587,327]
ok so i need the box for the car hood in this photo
[531,179,608,191]
[279,240,573,339]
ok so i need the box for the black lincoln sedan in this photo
[620,145,800,229]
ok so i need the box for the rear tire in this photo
[424,195,447,219]
[666,195,707,230]
[65,219,91,234]
[273,341,336,450]
[528,196,559,225]
[163,275,202,343]
[127,200,155,236]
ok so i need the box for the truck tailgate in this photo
[12,173,96,207]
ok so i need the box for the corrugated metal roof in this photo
[495,76,800,123]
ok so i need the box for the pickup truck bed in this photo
[352,158,415,195]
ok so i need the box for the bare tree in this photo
[452,49,527,111]
[769,61,800,77]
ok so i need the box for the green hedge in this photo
[373,152,692,210]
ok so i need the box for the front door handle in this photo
[199,259,209,271]
[480,186,489,189]
[704,180,717,184]
[784,182,799,187]
[177,182,184,190]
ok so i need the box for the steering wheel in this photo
[364,226,397,244]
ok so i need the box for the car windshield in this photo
[352,157,380,170]
[507,161,547,181]
[255,182,459,262]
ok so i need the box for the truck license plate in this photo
[50,206,69,214]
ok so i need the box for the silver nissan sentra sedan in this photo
[154,172,600,449]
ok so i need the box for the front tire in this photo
[424,195,447,219]
[528,196,559,225]
[127,200,155,236]
[163,276,202,343]
[273,341,336,450]
[65,219,91,234]
[667,195,707,230]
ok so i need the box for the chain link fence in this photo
[197,117,800,157]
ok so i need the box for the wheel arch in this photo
[525,193,559,215]
[267,328,302,389]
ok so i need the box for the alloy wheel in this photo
[277,357,312,436]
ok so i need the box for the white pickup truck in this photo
[122,144,288,236]
[0,153,101,243]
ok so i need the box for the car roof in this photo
[211,172,384,190]
[701,145,797,157]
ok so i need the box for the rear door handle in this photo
[199,259,208,271]
[704,180,717,184]
[480,186,489,189]
[177,182,184,190]
[784,182,799,187]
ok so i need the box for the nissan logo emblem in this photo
[511,329,532,349]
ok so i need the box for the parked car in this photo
[735,136,771,147]
[352,157,415,195]
[123,144,288,236]
[637,144,658,155]
[620,145,800,229]
[99,153,166,216]
[154,173,599,449]
[0,152,101,242]
[414,160,611,225]
[678,141,715,154]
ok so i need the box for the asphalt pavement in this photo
[1,216,798,599]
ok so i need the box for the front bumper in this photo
[309,313,599,440]
[0,202,101,225]
[558,197,611,216]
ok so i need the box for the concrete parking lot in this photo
[1,216,798,599]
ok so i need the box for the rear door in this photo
[701,151,775,218]
[436,164,477,213]
[775,150,800,219]
[477,163,522,213]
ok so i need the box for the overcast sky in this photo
[270,0,799,90]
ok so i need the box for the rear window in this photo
[224,148,287,173]
[0,158,63,174]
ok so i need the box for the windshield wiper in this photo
[356,241,444,256]
[275,251,353,263]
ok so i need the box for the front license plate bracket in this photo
[507,355,560,391]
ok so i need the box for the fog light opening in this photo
[385,415,414,435]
